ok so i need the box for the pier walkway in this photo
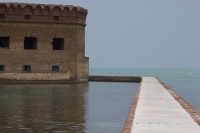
[124,77,200,133]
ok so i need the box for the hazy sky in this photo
[2,0,200,68]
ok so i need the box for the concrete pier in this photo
[123,77,200,133]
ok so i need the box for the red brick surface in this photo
[122,79,142,133]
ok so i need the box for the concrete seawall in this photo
[123,77,200,133]
[89,76,200,133]
[0,76,140,84]
[157,78,200,126]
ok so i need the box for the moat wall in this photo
[89,76,141,83]
[0,76,141,84]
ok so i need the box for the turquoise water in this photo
[90,68,200,112]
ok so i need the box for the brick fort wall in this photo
[0,2,89,83]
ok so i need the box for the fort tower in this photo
[0,2,89,83]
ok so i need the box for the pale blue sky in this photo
[3,0,200,68]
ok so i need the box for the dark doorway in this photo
[52,38,64,50]
[24,37,37,49]
[0,37,9,49]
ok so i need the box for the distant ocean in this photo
[90,68,200,112]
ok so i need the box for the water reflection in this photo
[0,82,139,133]
[0,84,89,133]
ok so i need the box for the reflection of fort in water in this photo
[0,84,89,132]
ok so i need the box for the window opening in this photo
[24,37,37,49]
[24,15,31,20]
[53,16,59,21]
[0,14,5,19]
[0,37,9,49]
[23,65,31,73]
[51,65,60,72]
[52,38,64,50]
[0,65,5,72]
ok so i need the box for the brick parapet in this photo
[0,2,87,25]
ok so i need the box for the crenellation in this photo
[0,2,87,24]
[0,2,87,12]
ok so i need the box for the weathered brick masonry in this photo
[0,2,89,83]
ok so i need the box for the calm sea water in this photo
[0,68,199,133]
[0,76,138,133]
